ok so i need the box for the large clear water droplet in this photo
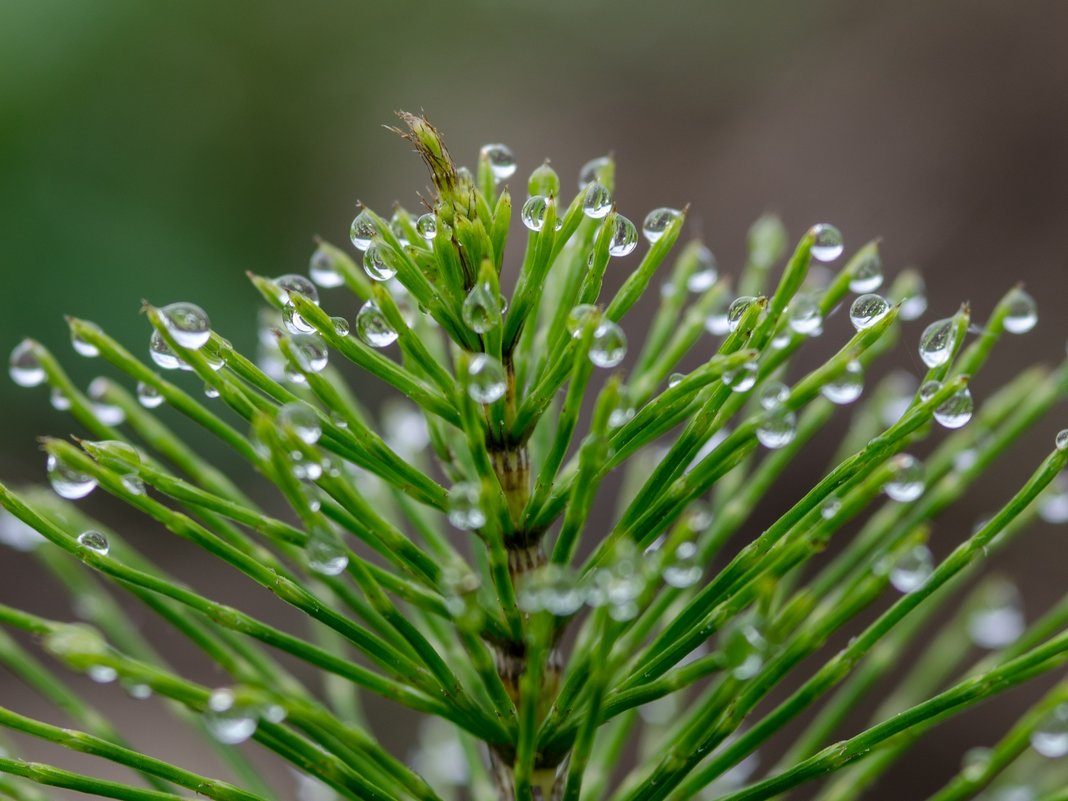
[277,402,321,445]
[608,389,636,429]
[757,381,789,410]
[309,246,344,288]
[290,335,329,374]
[849,250,883,293]
[884,454,925,502]
[521,196,550,231]
[50,387,72,411]
[705,310,730,336]
[934,387,973,429]
[661,541,702,588]
[727,296,758,333]
[1032,704,1068,758]
[88,378,125,426]
[416,213,438,241]
[1057,430,1068,452]
[447,482,485,530]
[1003,288,1037,334]
[47,454,97,500]
[363,243,396,282]
[355,301,397,348]
[71,325,100,358]
[919,318,958,368]
[282,303,316,336]
[137,382,164,409]
[756,407,797,449]
[967,580,1024,649]
[462,283,501,334]
[578,156,611,188]
[889,544,933,592]
[821,360,864,405]
[642,208,683,243]
[161,302,211,350]
[809,224,843,262]
[205,689,259,745]
[9,340,45,387]
[330,316,349,337]
[77,530,109,556]
[349,210,377,251]
[720,617,767,680]
[589,322,627,368]
[918,379,942,403]
[849,294,891,331]
[582,182,612,219]
[480,144,516,182]
[608,216,638,257]
[788,293,823,335]
[900,277,928,321]
[723,361,758,393]
[467,354,507,403]
[306,528,349,576]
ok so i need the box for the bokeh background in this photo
[2,0,1067,797]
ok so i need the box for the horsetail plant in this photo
[2,111,1067,801]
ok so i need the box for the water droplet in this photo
[1032,704,1068,758]
[662,541,702,587]
[705,311,730,336]
[9,340,45,387]
[757,381,789,410]
[71,325,100,357]
[582,182,613,219]
[849,294,891,331]
[919,318,958,368]
[919,379,942,403]
[756,407,797,449]
[889,544,933,592]
[788,294,823,335]
[309,246,344,288]
[961,747,992,781]
[642,208,683,243]
[934,387,974,429]
[136,382,164,409]
[608,390,636,429]
[849,250,883,293]
[462,283,501,333]
[161,302,211,350]
[330,316,350,337]
[900,278,928,321]
[349,210,378,251]
[205,689,259,745]
[148,330,183,370]
[517,564,584,615]
[821,361,864,405]
[1003,288,1037,334]
[589,321,627,368]
[415,213,438,241]
[467,354,507,403]
[723,361,758,393]
[355,301,398,348]
[447,482,485,530]
[727,296,757,333]
[821,497,841,519]
[50,387,71,411]
[668,372,685,388]
[608,216,638,257]
[362,243,396,282]
[47,454,97,499]
[305,528,349,576]
[1039,474,1068,523]
[967,580,1024,649]
[720,617,767,679]
[1056,430,1068,453]
[277,403,321,445]
[884,454,925,502]
[566,304,599,337]
[522,196,555,232]
[687,250,718,293]
[199,383,218,400]
[290,335,329,374]
[123,681,153,700]
[274,274,320,306]
[809,224,843,262]
[480,144,516,182]
[88,378,125,426]
[77,530,109,556]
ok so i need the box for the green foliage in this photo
[1,113,1067,801]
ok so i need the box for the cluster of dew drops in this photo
[6,145,1068,757]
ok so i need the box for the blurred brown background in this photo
[1,0,1067,797]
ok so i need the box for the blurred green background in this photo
[2,0,1068,796]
